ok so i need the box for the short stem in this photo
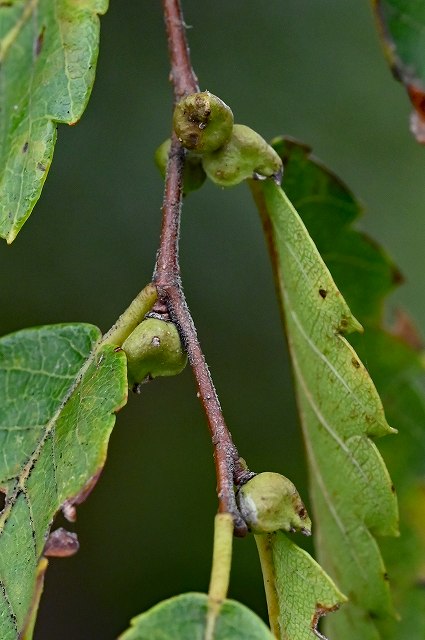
[204,513,234,640]
[102,283,157,347]
[254,534,280,638]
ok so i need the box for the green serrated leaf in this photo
[0,323,127,638]
[255,532,345,640]
[0,0,108,243]
[372,0,425,143]
[273,137,425,638]
[250,175,398,639]
[119,592,275,640]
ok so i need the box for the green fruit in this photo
[154,138,206,194]
[173,91,234,153]
[202,124,283,187]
[122,318,187,386]
[236,472,311,535]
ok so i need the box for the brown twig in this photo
[156,0,253,536]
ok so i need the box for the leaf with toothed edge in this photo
[273,137,425,639]
[0,0,108,243]
[118,592,275,640]
[0,324,127,639]
[256,532,346,640]
[372,1,425,144]
[250,165,398,639]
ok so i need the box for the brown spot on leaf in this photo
[351,358,360,369]
[319,288,327,299]
[408,83,425,119]
[44,527,79,558]
[37,162,46,172]
[311,602,341,638]
[391,266,404,286]
[35,26,46,57]
[0,489,6,512]
[22,142,29,153]
[391,484,396,494]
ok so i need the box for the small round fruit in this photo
[154,138,206,194]
[122,318,187,385]
[236,472,311,535]
[202,124,283,187]
[173,91,234,153]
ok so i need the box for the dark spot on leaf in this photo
[113,346,122,352]
[351,358,360,368]
[408,83,425,119]
[298,506,306,518]
[391,266,404,285]
[391,484,396,494]
[37,162,46,172]
[0,489,6,512]
[35,26,45,57]
[368,610,379,620]
[383,572,389,581]
[319,288,327,299]
[22,141,29,153]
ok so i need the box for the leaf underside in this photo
[0,324,127,638]
[119,592,275,640]
[0,0,108,243]
[272,137,425,639]
[250,155,398,638]
[258,532,345,640]
[373,0,425,143]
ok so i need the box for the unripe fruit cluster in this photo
[155,91,283,191]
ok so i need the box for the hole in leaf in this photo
[0,489,6,512]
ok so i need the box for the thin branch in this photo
[156,0,253,536]
[162,0,199,101]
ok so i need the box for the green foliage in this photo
[255,532,346,639]
[373,0,425,143]
[272,137,425,638]
[118,593,274,640]
[250,175,398,638]
[0,324,127,638]
[0,0,107,243]
[1,2,424,639]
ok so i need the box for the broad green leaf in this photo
[273,137,425,638]
[0,0,108,243]
[372,1,425,143]
[0,324,127,638]
[119,592,275,640]
[250,174,398,639]
[255,532,345,639]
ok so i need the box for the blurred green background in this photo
[1,1,424,638]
